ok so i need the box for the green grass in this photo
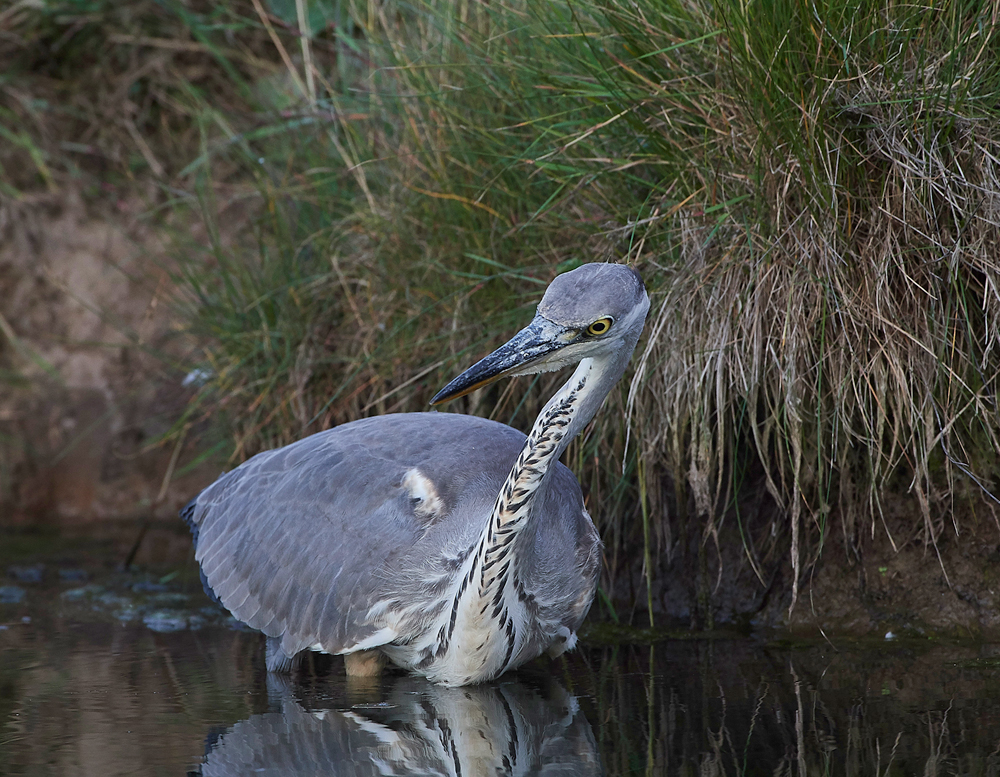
[4,0,1000,625]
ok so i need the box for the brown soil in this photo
[780,494,1000,639]
[0,189,215,526]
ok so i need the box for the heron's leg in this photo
[265,671,297,709]
[343,649,386,677]
[265,636,302,673]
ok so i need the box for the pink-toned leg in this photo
[344,649,386,677]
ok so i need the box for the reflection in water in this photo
[8,605,1000,775]
[579,640,1000,776]
[199,676,601,776]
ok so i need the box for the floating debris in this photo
[96,593,133,610]
[7,565,44,584]
[61,585,102,601]
[143,610,189,633]
[7,562,234,633]
[113,605,144,623]
[0,586,26,604]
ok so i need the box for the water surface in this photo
[3,562,1000,775]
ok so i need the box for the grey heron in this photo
[183,262,648,686]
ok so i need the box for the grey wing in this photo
[187,413,526,659]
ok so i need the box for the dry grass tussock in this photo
[149,0,1000,618]
[624,4,1000,610]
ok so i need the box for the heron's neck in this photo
[530,349,631,464]
[473,347,633,583]
[440,348,635,678]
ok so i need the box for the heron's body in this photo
[185,263,648,686]
[186,413,598,685]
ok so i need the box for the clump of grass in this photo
[587,0,1000,616]
[147,0,1000,623]
[169,0,625,457]
[0,0,293,194]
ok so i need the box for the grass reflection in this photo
[568,639,1000,776]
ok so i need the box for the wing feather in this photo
[186,412,597,661]
[188,414,524,655]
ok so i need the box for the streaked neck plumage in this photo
[463,344,635,660]
[433,299,646,683]
[508,334,639,516]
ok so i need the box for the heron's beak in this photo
[430,315,571,405]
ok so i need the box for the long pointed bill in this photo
[430,315,571,405]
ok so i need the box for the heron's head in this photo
[431,263,648,405]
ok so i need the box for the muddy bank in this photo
[0,192,215,524]
[779,505,1000,639]
[641,481,1000,639]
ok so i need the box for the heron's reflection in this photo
[198,675,602,776]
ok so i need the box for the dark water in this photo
[4,566,1000,775]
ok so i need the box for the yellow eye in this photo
[585,317,613,337]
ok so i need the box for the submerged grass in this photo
[5,0,1000,624]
